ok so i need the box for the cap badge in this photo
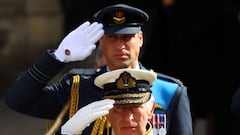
[113,11,126,24]
[116,71,136,89]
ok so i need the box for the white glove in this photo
[61,99,115,135]
[54,21,104,62]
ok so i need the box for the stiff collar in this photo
[106,62,140,72]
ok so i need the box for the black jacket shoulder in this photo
[139,63,185,87]
[155,72,185,87]
[59,68,98,81]
[69,68,97,75]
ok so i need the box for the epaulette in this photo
[156,72,184,87]
[68,68,97,76]
[60,68,97,81]
[140,64,184,87]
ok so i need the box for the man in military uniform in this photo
[5,4,192,135]
[61,69,157,135]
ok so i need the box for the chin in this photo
[118,128,139,135]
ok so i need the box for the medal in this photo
[150,113,167,135]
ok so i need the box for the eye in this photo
[105,35,117,42]
[122,34,134,41]
[131,105,142,113]
[112,107,123,113]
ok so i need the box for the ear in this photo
[138,31,143,47]
[147,102,156,119]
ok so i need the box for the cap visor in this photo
[104,26,141,34]
[104,92,151,106]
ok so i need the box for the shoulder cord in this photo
[69,75,80,118]
[45,74,112,135]
[69,75,111,135]
[45,74,80,135]
[91,116,111,135]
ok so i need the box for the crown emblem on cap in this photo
[113,11,126,24]
[116,71,136,89]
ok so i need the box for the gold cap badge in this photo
[116,71,136,89]
[113,11,126,24]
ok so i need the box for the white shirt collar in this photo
[106,62,140,71]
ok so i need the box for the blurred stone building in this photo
[0,0,63,95]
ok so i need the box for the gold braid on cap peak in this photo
[104,92,151,105]
[104,92,149,99]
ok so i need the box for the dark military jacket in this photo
[5,50,192,135]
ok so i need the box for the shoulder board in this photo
[68,68,97,76]
[151,72,186,113]
[156,72,184,87]
[61,68,97,81]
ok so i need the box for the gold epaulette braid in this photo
[69,75,80,118]
[90,117,104,135]
[45,74,80,135]
[90,116,111,135]
[99,116,107,135]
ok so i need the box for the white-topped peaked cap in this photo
[94,69,157,106]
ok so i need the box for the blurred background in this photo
[0,0,239,135]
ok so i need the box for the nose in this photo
[115,37,127,49]
[122,109,134,122]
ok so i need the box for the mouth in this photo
[121,123,137,129]
[121,126,137,131]
[114,53,128,59]
[123,126,136,129]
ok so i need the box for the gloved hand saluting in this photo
[61,99,115,135]
[54,21,104,62]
